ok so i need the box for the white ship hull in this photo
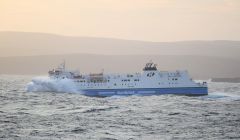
[47,61,208,96]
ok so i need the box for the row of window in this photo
[122,79,130,82]
[172,78,178,81]
[76,80,110,83]
[168,73,180,77]
[77,80,86,83]
[127,74,134,77]
[75,83,138,87]
[76,78,178,83]
[158,82,178,85]
[76,82,179,87]
[121,79,140,82]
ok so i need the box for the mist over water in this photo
[1,75,240,139]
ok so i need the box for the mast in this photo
[57,60,66,71]
[63,60,65,71]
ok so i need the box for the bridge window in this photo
[127,74,133,77]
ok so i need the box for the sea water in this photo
[0,75,240,139]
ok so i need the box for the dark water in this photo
[0,75,240,140]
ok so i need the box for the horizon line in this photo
[1,30,240,43]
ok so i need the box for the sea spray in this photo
[26,76,81,94]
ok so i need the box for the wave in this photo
[200,92,240,101]
[26,76,81,94]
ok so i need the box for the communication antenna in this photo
[62,59,66,70]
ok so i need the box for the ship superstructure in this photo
[48,61,208,96]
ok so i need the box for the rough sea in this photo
[0,75,240,140]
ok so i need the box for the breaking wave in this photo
[26,76,81,94]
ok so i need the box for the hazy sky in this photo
[1,0,240,41]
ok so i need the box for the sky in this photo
[0,0,240,41]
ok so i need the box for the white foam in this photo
[26,76,81,94]
[201,92,240,101]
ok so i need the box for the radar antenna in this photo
[143,60,157,71]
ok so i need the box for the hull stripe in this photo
[81,87,208,96]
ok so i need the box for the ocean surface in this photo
[0,75,240,140]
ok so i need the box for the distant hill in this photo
[211,77,240,83]
[0,31,240,78]
[0,31,240,58]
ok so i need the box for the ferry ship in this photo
[48,61,208,96]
